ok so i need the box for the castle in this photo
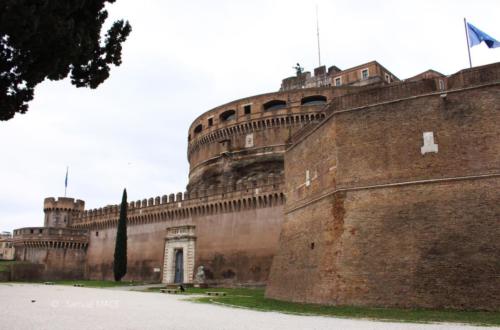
[11,60,500,311]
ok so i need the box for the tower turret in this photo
[43,197,85,228]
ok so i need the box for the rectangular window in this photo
[334,77,342,86]
[361,68,369,80]
[243,104,251,115]
[208,117,213,127]
[385,73,390,83]
[438,79,445,91]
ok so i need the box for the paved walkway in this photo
[0,283,494,330]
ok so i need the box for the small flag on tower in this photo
[466,22,500,49]
[64,167,68,197]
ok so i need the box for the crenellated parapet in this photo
[43,197,85,228]
[70,173,285,230]
[44,197,85,212]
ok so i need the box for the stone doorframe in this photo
[162,225,196,284]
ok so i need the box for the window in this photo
[361,68,369,80]
[96,231,99,237]
[219,109,236,121]
[208,117,213,126]
[194,124,203,134]
[243,104,251,115]
[439,79,445,91]
[263,100,287,111]
[385,73,390,83]
[300,95,327,106]
[334,77,341,86]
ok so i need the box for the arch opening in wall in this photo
[220,109,236,122]
[301,95,327,106]
[194,124,203,134]
[263,100,287,111]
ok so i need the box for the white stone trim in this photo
[162,225,196,284]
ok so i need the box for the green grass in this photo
[146,286,500,326]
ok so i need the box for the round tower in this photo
[186,87,334,191]
[43,197,85,228]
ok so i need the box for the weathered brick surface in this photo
[266,66,500,310]
[14,246,86,280]
[86,205,283,284]
[267,179,500,310]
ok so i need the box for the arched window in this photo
[301,95,327,106]
[263,100,287,111]
[194,124,203,134]
[220,109,236,121]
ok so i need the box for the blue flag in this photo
[467,22,500,49]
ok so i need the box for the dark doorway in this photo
[174,249,184,283]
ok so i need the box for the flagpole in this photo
[464,18,472,68]
[316,4,321,67]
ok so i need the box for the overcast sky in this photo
[1,0,499,233]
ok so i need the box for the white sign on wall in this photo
[421,132,439,155]
[245,133,254,148]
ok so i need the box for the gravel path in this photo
[0,283,493,330]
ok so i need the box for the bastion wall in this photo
[266,63,500,310]
[13,226,88,280]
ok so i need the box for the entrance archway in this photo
[162,225,196,284]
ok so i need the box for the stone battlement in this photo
[44,197,85,212]
[71,176,285,229]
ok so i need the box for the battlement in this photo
[44,197,85,212]
[70,172,285,228]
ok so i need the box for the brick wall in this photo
[85,204,284,284]
[266,74,500,310]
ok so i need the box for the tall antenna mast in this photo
[316,4,321,67]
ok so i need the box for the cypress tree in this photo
[113,188,128,281]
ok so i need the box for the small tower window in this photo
[301,95,327,106]
[194,124,203,134]
[243,104,251,115]
[220,110,236,122]
[263,100,287,111]
[208,117,213,126]
[361,68,369,80]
